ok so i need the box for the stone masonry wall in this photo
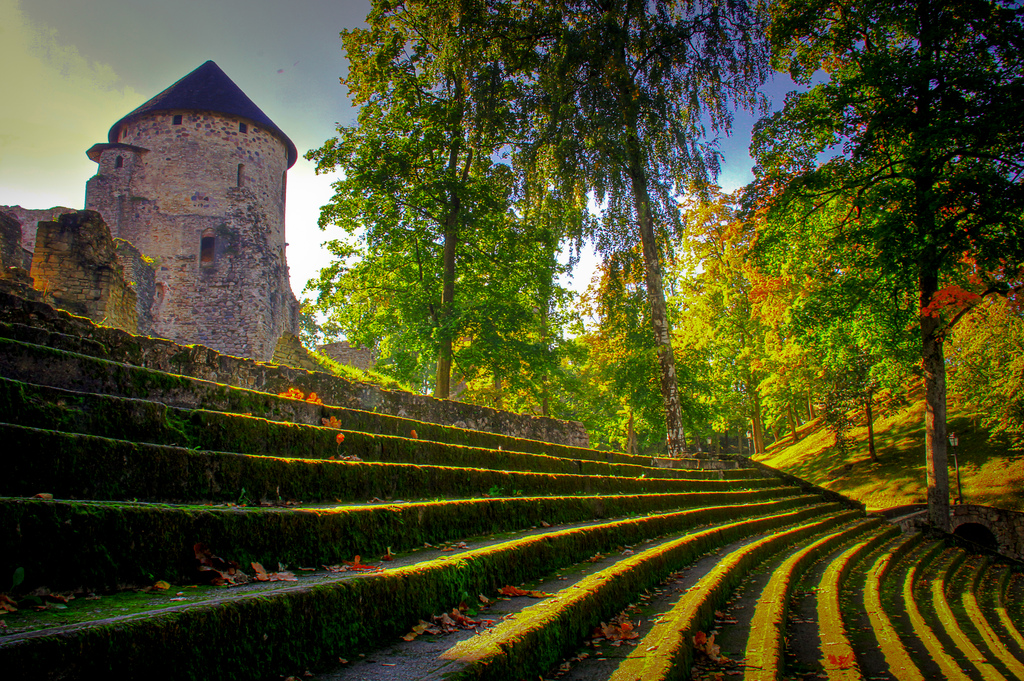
[272,332,322,371]
[0,205,76,268]
[0,289,590,447]
[0,212,22,270]
[950,504,1024,562]
[29,211,138,333]
[114,239,157,336]
[318,340,375,372]
[86,111,298,360]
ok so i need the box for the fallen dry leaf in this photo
[153,581,171,591]
[0,594,17,613]
[336,433,345,444]
[194,542,249,586]
[322,416,342,428]
[251,562,298,582]
[32,493,53,500]
[827,653,856,669]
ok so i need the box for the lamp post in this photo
[948,432,963,505]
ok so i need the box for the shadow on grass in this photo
[756,395,1024,512]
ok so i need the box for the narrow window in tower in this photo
[237,164,245,188]
[115,156,123,169]
[172,114,183,125]
[200,236,215,265]
[239,122,247,133]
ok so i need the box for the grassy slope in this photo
[754,395,1024,513]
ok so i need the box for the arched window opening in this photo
[200,235,216,265]
[237,164,245,188]
[115,155,123,169]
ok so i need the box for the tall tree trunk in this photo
[624,148,686,456]
[493,373,503,411]
[433,222,457,398]
[866,387,878,463]
[806,389,815,420]
[627,410,638,456]
[921,270,950,531]
[787,403,798,444]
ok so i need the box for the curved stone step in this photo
[903,541,972,680]
[815,524,901,679]
[863,532,928,681]
[0,502,834,680]
[430,505,855,680]
[928,548,1010,681]
[960,557,1024,680]
[740,519,882,680]
[602,510,863,681]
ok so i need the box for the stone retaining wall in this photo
[0,289,590,448]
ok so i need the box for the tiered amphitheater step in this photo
[1,293,1021,680]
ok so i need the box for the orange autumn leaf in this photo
[306,392,323,405]
[278,388,305,400]
[322,416,342,428]
[410,429,418,438]
[0,594,17,613]
[336,433,345,444]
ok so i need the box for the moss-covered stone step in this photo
[742,519,886,681]
[990,565,1024,659]
[863,532,928,681]
[0,490,817,592]
[0,293,590,450]
[607,510,862,681]
[902,541,972,680]
[816,524,901,679]
[927,548,1010,681]
[429,505,856,681]
[0,377,754,480]
[1,423,784,506]
[960,557,1024,679]
[0,501,838,680]
[0,340,727,470]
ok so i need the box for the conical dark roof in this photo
[108,60,297,167]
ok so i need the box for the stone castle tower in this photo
[84,60,300,360]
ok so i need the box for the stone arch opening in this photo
[237,164,245,188]
[953,522,999,552]
[115,155,123,169]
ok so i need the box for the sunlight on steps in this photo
[0,291,1021,681]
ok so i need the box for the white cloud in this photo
[0,0,142,208]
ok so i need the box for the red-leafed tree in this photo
[753,0,1024,529]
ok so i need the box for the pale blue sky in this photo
[0,0,794,299]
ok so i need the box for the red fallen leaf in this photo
[381,547,395,561]
[410,429,418,438]
[336,433,345,444]
[33,493,53,499]
[694,631,708,647]
[827,653,856,669]
[278,388,305,400]
[322,416,342,428]
[306,392,323,405]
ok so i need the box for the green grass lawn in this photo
[754,394,1024,513]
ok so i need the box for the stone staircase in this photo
[0,291,1021,680]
